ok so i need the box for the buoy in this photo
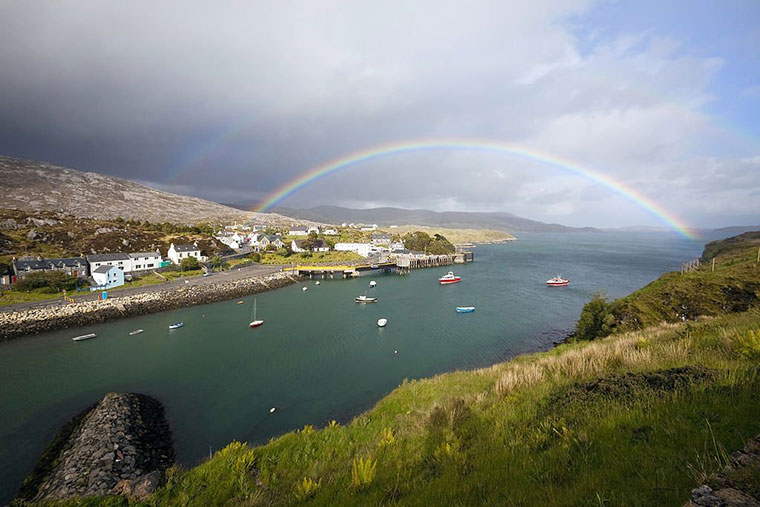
[377,318,388,327]
[270,407,276,413]
[394,350,398,354]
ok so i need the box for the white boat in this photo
[456,307,475,313]
[302,287,308,292]
[128,329,144,336]
[168,322,184,329]
[249,298,264,328]
[315,281,320,285]
[355,294,378,303]
[439,271,461,284]
[369,280,377,288]
[72,333,96,342]
[377,318,388,327]
[546,276,569,287]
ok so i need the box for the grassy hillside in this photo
[38,233,760,505]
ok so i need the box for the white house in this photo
[289,225,309,236]
[322,227,339,235]
[292,238,330,253]
[92,265,124,289]
[307,225,320,234]
[360,224,378,231]
[168,242,204,265]
[258,235,285,250]
[390,241,405,251]
[334,242,378,257]
[87,253,132,273]
[128,251,161,272]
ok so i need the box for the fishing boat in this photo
[71,333,97,342]
[249,298,264,328]
[456,307,475,313]
[369,280,377,288]
[168,322,184,329]
[439,271,461,285]
[546,276,569,287]
[377,318,388,327]
[355,293,378,303]
[128,329,144,336]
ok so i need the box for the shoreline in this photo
[0,271,300,341]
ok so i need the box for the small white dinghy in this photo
[129,329,144,336]
[302,287,308,292]
[369,280,377,288]
[377,318,388,327]
[72,333,96,342]
[169,322,184,330]
[315,281,320,285]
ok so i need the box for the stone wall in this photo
[0,272,299,341]
[17,392,174,502]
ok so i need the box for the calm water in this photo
[0,232,702,502]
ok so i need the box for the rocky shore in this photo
[16,392,174,502]
[0,271,299,341]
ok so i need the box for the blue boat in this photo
[456,307,475,313]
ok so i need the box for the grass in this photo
[258,251,363,265]
[144,310,760,506]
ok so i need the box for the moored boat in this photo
[249,298,264,328]
[72,333,97,342]
[439,271,461,284]
[369,280,377,288]
[546,276,569,287]
[128,329,144,336]
[377,318,388,327]
[355,294,378,303]
[456,307,475,313]
[168,322,184,329]
[302,287,308,292]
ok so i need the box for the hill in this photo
[253,205,598,233]
[0,155,293,226]
[111,233,759,505]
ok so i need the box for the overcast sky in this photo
[1,1,759,229]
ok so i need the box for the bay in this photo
[0,231,702,502]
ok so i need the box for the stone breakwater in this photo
[0,272,299,341]
[17,392,174,502]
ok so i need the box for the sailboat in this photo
[249,298,264,328]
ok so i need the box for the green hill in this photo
[49,234,760,505]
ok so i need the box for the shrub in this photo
[16,271,79,292]
[249,253,261,263]
[351,456,376,490]
[294,477,321,501]
[180,256,200,270]
[378,427,395,447]
[575,292,615,340]
[736,329,760,359]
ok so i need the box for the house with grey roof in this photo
[87,253,132,273]
[289,225,309,236]
[91,264,124,289]
[12,256,89,281]
[167,242,205,265]
[128,251,162,272]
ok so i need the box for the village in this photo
[2,220,468,301]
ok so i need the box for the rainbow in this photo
[253,139,697,240]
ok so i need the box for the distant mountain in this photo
[700,225,760,243]
[0,155,294,225]
[263,205,597,233]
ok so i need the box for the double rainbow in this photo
[253,139,697,239]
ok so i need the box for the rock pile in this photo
[685,434,760,506]
[17,392,174,502]
[0,272,299,340]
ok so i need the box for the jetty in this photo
[285,251,474,279]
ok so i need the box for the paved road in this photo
[0,264,285,313]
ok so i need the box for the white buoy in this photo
[394,350,398,354]
[269,407,276,413]
[377,318,388,327]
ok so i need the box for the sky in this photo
[0,0,759,230]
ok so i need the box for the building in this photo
[371,232,392,245]
[167,242,204,265]
[91,265,124,289]
[128,251,162,272]
[307,225,320,234]
[360,224,378,231]
[12,256,89,281]
[322,227,339,235]
[334,242,379,257]
[87,253,132,273]
[258,235,285,250]
[289,225,309,236]
[291,238,330,253]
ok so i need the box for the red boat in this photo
[546,276,569,287]
[439,271,461,284]
[249,298,264,328]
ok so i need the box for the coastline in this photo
[0,271,300,341]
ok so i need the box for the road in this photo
[0,264,285,313]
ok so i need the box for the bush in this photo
[16,271,79,292]
[276,247,291,258]
[249,253,261,263]
[180,256,200,271]
[575,292,615,341]
[294,477,321,501]
[351,456,376,490]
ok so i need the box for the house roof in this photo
[93,265,120,274]
[173,244,199,252]
[128,252,160,258]
[14,257,87,271]
[263,235,281,242]
[87,253,130,262]
[294,238,328,248]
[372,233,391,239]
[290,226,308,231]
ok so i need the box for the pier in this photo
[285,251,474,278]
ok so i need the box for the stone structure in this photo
[0,272,299,340]
[17,392,173,502]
